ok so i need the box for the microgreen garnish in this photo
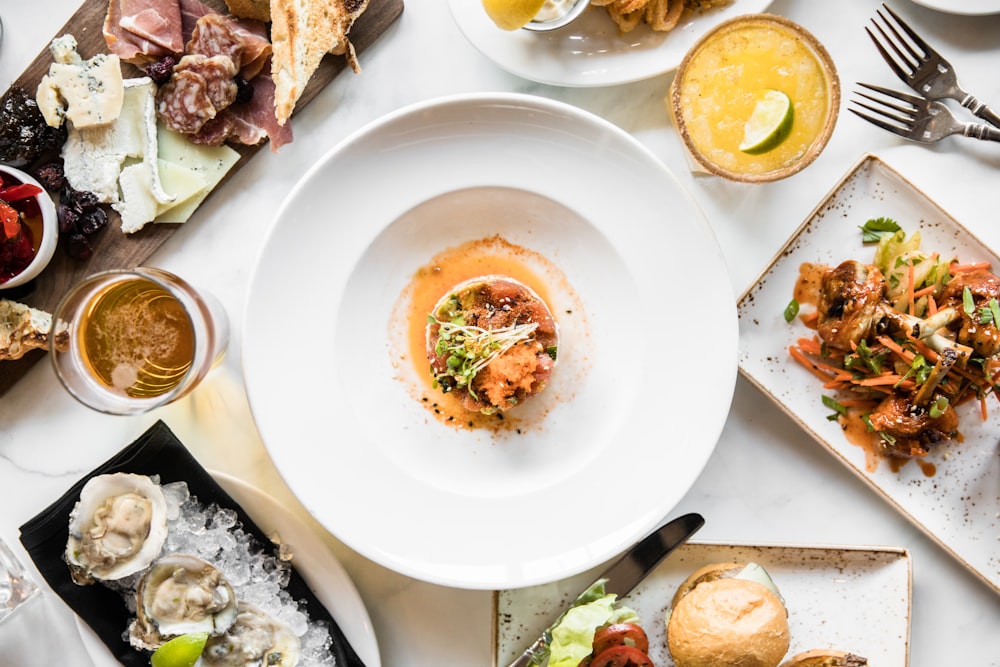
[844,339,885,375]
[784,298,800,323]
[859,217,901,243]
[429,315,538,395]
[895,353,929,388]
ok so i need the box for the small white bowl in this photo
[0,165,58,290]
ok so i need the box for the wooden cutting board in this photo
[0,0,404,397]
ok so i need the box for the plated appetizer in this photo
[426,275,559,415]
[787,219,1000,469]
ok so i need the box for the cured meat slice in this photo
[178,0,215,42]
[104,0,174,62]
[119,0,185,54]
[187,13,246,70]
[229,19,272,79]
[176,54,238,111]
[189,59,292,152]
[157,69,217,133]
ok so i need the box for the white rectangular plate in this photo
[493,541,911,666]
[738,153,1000,594]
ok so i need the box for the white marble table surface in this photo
[2,0,999,665]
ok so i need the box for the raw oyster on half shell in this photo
[65,472,168,585]
[197,601,301,667]
[130,553,239,650]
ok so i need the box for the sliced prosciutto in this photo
[104,0,184,62]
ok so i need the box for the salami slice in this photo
[176,54,238,112]
[187,13,245,70]
[157,69,216,134]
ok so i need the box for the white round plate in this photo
[448,0,774,87]
[78,472,381,667]
[242,92,737,590]
[909,0,1000,14]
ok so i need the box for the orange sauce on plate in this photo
[395,236,571,431]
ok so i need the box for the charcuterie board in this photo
[0,0,404,397]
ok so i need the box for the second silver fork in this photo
[866,3,1000,128]
[851,83,1000,144]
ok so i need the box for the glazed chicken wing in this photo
[817,260,887,350]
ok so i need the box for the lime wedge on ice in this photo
[150,632,209,667]
[739,89,794,155]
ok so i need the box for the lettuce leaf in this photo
[545,580,639,667]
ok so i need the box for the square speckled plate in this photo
[493,541,911,666]
[738,153,1000,595]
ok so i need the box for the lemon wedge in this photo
[150,632,209,667]
[481,0,547,30]
[739,89,794,155]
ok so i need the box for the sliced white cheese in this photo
[154,125,240,223]
[116,162,161,234]
[154,160,208,220]
[35,35,123,129]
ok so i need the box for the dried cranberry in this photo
[57,203,79,234]
[65,233,92,261]
[33,162,66,191]
[144,56,177,86]
[233,77,254,106]
[77,207,108,235]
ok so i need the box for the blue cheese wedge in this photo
[36,34,124,129]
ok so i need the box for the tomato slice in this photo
[587,645,654,667]
[592,623,650,655]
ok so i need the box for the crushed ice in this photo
[150,480,337,666]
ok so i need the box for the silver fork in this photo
[866,3,1000,128]
[850,83,1000,144]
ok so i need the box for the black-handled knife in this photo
[506,512,705,667]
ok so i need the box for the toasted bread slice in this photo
[223,0,271,22]
[270,0,370,126]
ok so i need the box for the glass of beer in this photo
[50,268,229,415]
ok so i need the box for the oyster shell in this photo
[130,553,238,650]
[65,472,168,585]
[197,602,301,667]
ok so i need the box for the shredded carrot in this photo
[800,310,819,327]
[858,374,905,386]
[788,345,835,383]
[950,261,991,274]
[926,294,938,316]
[796,337,823,356]
[913,285,937,299]
[980,395,989,421]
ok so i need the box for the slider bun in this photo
[670,561,745,607]
[780,649,869,666]
[667,577,790,667]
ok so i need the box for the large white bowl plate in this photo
[242,93,738,589]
